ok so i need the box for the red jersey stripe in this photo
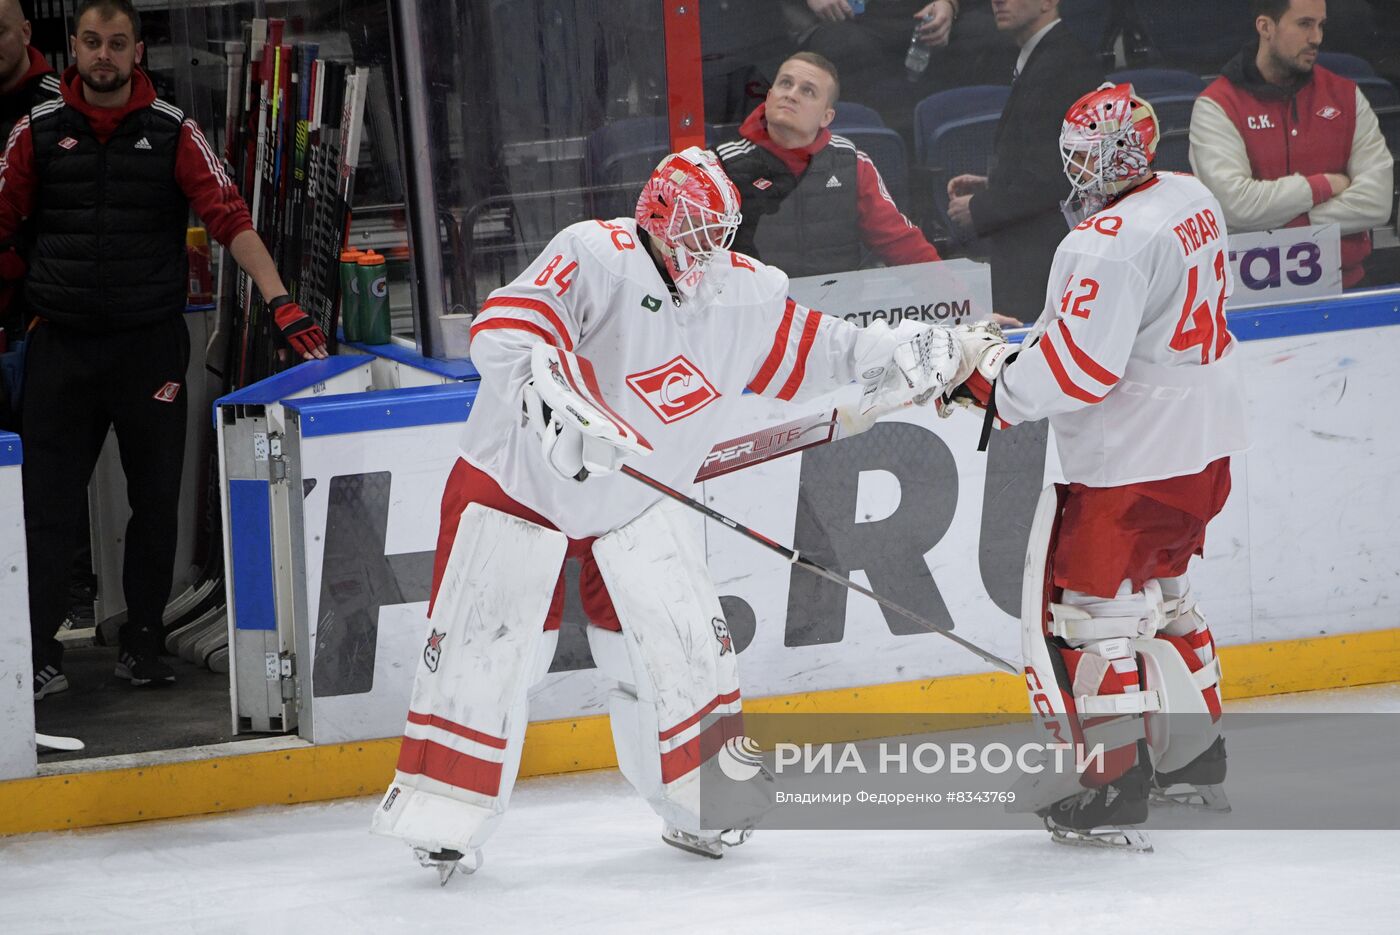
[396,736,503,797]
[1055,321,1120,387]
[1040,333,1108,404]
[747,299,798,394]
[405,710,509,750]
[776,309,821,401]
[480,296,574,350]
[470,317,557,347]
[657,688,743,742]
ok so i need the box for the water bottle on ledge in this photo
[905,15,932,82]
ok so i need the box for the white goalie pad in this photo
[1136,612,1223,776]
[371,503,567,853]
[527,341,652,450]
[590,498,749,834]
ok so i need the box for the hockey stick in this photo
[620,464,1018,674]
[695,395,928,483]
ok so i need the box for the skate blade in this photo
[1046,818,1153,853]
[661,828,723,859]
[413,847,484,885]
[1150,783,1231,813]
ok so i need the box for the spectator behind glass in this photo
[1189,0,1393,289]
[944,0,1102,323]
[717,51,942,277]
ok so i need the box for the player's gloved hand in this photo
[942,321,1013,415]
[268,294,328,359]
[884,320,962,406]
[522,381,631,481]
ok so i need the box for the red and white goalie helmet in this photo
[635,146,742,295]
[1059,82,1159,223]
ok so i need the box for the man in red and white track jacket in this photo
[1189,0,1393,288]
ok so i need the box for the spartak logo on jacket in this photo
[626,355,719,423]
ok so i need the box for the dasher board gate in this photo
[217,293,1400,747]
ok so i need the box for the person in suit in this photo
[944,0,1101,322]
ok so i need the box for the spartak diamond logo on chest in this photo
[626,355,720,423]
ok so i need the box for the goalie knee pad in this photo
[372,504,567,853]
[590,499,746,834]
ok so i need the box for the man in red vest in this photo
[1189,0,1393,289]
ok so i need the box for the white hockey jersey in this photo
[462,218,878,539]
[997,172,1249,486]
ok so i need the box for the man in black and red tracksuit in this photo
[0,0,327,698]
[0,0,60,423]
[716,51,942,278]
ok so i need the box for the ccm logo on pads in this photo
[626,355,719,423]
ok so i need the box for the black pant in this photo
[22,316,189,669]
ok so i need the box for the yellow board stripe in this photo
[4,627,1398,836]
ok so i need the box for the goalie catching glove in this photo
[522,343,654,481]
[854,320,962,420]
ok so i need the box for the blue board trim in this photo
[340,338,480,380]
[215,357,369,409]
[228,479,276,631]
[283,381,479,437]
[0,431,20,467]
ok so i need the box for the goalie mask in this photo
[635,146,742,296]
[1059,83,1159,226]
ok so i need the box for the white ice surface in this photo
[2,684,1398,935]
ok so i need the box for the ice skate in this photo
[1150,782,1231,813]
[413,846,483,886]
[1040,764,1152,853]
[1150,737,1230,812]
[661,824,754,859]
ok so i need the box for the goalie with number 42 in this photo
[945,83,1250,851]
[371,145,961,882]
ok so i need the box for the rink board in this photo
[287,294,1400,744]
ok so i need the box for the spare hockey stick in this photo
[620,465,1017,674]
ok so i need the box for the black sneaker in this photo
[115,651,175,686]
[33,665,70,700]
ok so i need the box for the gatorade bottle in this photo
[339,248,365,341]
[356,250,390,344]
[186,227,214,305]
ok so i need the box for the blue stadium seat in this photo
[832,127,910,205]
[913,85,1010,167]
[831,101,886,129]
[1136,1,1253,73]
[1316,51,1377,78]
[1316,52,1400,108]
[1107,68,1206,98]
[913,86,1011,243]
[1154,127,1192,175]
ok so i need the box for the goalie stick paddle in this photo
[620,464,1018,674]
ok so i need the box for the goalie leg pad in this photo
[1015,487,1161,814]
[372,503,568,853]
[1136,574,1225,779]
[590,498,745,834]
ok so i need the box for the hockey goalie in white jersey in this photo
[946,84,1248,850]
[371,146,961,881]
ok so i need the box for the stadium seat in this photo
[913,85,1011,243]
[1107,68,1206,98]
[1316,52,1400,108]
[1154,127,1192,175]
[1136,1,1253,74]
[831,101,886,129]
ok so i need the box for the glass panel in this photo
[390,0,669,357]
[702,0,1399,321]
